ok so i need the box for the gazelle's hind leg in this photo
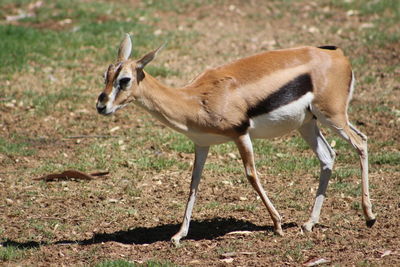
[298,119,336,231]
[338,122,375,226]
[313,108,376,227]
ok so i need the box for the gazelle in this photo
[96,34,376,246]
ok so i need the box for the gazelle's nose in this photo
[96,93,108,114]
[98,92,108,103]
[97,105,106,114]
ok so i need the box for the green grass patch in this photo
[133,156,178,172]
[0,0,161,75]
[203,201,221,210]
[253,139,279,155]
[228,203,257,212]
[0,246,27,262]
[163,132,194,153]
[331,181,361,198]
[210,142,237,154]
[332,167,358,181]
[257,155,319,176]
[0,22,154,75]
[281,136,310,151]
[146,65,180,78]
[96,259,136,267]
[370,151,400,166]
[143,0,210,14]
[32,159,91,175]
[328,0,399,18]
[283,241,315,262]
[0,136,36,156]
[362,26,400,46]
[205,162,243,175]
[328,0,400,47]
[22,87,82,115]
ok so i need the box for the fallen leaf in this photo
[330,140,336,147]
[220,258,234,263]
[303,257,330,266]
[6,12,34,21]
[227,153,237,159]
[380,250,392,258]
[226,230,253,235]
[221,252,236,258]
[109,126,120,133]
[240,251,256,256]
[221,251,256,258]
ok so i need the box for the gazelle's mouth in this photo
[96,102,113,115]
[96,105,106,113]
[96,102,129,116]
[97,106,113,116]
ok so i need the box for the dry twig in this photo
[34,170,109,181]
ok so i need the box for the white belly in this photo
[249,92,314,139]
[186,131,231,146]
[184,92,314,146]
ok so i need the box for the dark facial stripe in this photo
[106,63,123,85]
[103,63,123,96]
[235,73,313,133]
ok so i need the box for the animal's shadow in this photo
[1,217,297,248]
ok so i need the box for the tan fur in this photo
[106,46,352,138]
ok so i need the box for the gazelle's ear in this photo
[136,42,166,70]
[117,33,132,61]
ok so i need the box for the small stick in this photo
[65,135,118,139]
[90,171,110,176]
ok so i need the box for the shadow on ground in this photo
[1,217,297,248]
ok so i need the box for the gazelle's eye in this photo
[118,77,131,90]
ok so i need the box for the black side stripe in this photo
[247,74,313,117]
[234,73,313,133]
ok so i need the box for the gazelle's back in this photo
[183,46,350,138]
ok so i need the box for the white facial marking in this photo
[106,87,118,111]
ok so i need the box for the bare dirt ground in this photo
[1,0,399,266]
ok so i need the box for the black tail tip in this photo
[318,45,338,50]
[366,218,376,228]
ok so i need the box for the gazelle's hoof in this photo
[171,236,182,247]
[366,218,376,228]
[302,222,314,232]
[274,228,284,236]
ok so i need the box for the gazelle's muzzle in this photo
[96,92,109,115]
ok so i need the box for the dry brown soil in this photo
[1,1,399,266]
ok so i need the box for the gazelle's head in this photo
[96,33,163,115]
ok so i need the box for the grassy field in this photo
[1,0,399,266]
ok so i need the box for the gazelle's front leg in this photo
[235,134,283,236]
[171,145,209,246]
[298,119,335,231]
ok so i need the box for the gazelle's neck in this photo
[134,72,198,132]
